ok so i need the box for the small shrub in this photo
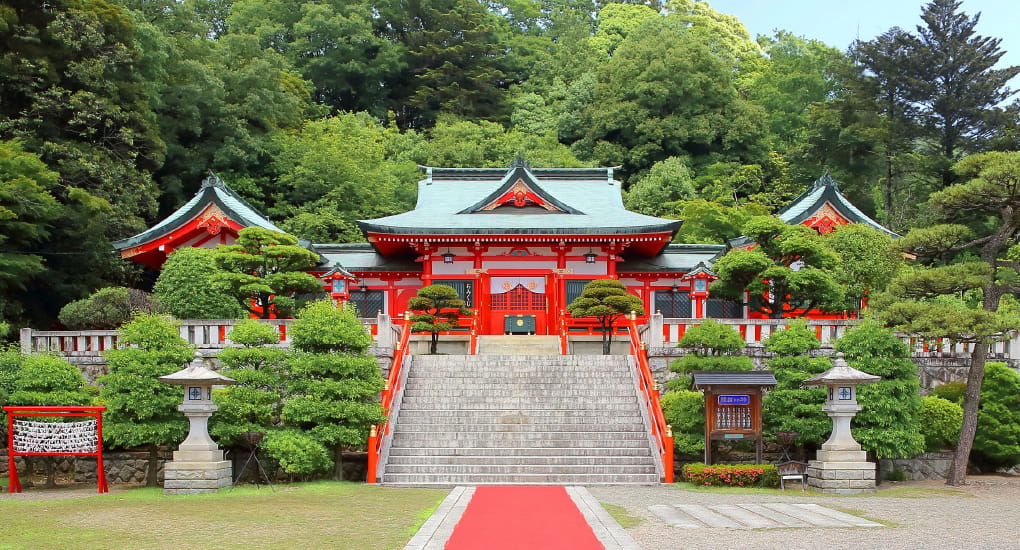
[261,429,332,476]
[929,381,966,404]
[661,390,705,455]
[228,319,282,347]
[918,396,963,451]
[681,463,779,488]
[58,287,160,329]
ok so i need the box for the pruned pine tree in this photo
[566,279,644,355]
[408,284,472,355]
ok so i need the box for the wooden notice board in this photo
[691,371,777,465]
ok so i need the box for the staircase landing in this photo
[476,335,560,355]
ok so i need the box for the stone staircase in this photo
[380,354,660,486]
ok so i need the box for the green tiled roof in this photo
[618,245,726,273]
[112,174,284,250]
[312,243,421,273]
[777,173,898,237]
[358,163,683,236]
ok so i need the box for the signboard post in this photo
[691,371,777,465]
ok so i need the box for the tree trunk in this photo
[147,443,160,487]
[601,321,612,355]
[43,457,57,488]
[430,331,439,354]
[947,344,986,486]
[333,447,344,481]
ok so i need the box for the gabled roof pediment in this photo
[458,159,582,215]
[777,172,898,237]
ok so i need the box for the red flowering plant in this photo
[681,463,779,488]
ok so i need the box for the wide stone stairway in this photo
[381,352,660,486]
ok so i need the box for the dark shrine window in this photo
[565,280,594,305]
[432,279,474,307]
[706,298,743,319]
[348,289,385,318]
[655,291,692,318]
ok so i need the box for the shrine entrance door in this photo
[487,275,549,335]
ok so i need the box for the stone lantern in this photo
[159,351,236,494]
[802,353,880,494]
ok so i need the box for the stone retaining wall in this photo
[878,452,954,480]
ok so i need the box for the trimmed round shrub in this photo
[918,396,963,451]
[154,247,244,319]
[261,429,332,477]
[972,363,1020,470]
[929,381,966,404]
[58,287,160,329]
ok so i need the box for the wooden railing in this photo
[366,313,413,484]
[626,312,674,483]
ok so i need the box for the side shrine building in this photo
[114,158,893,335]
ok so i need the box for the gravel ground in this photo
[589,476,1020,550]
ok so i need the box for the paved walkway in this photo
[405,486,640,550]
[405,486,882,549]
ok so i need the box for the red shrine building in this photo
[113,160,894,334]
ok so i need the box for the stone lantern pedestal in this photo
[159,352,235,495]
[802,354,880,494]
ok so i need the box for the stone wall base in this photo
[878,452,953,480]
[807,460,876,494]
[163,460,232,494]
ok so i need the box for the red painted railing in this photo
[366,313,413,483]
[626,313,674,483]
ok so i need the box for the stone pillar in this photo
[162,406,233,495]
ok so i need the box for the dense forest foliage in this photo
[1,0,1018,330]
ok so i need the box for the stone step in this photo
[401,388,636,398]
[385,455,655,466]
[393,423,647,433]
[395,411,644,423]
[391,430,647,442]
[381,473,660,486]
[404,380,634,390]
[387,446,654,457]
[387,437,650,449]
[384,464,658,475]
[399,397,638,407]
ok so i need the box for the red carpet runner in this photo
[444,486,604,550]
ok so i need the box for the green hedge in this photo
[681,463,779,488]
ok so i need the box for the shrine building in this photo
[113,159,893,335]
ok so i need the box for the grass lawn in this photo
[0,481,448,550]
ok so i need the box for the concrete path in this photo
[404,485,641,550]
[648,503,883,529]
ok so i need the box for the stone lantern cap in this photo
[159,351,236,386]
[802,353,880,388]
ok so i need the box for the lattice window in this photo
[655,292,692,317]
[349,289,386,318]
[706,298,743,319]
[491,284,546,311]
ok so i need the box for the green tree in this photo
[57,287,160,330]
[0,141,61,326]
[761,321,831,448]
[907,0,1020,188]
[212,227,324,319]
[623,157,696,217]
[575,11,767,179]
[7,353,94,487]
[834,321,925,459]
[824,224,902,314]
[154,248,244,320]
[566,279,644,355]
[660,390,705,456]
[971,362,1020,470]
[408,284,472,355]
[210,320,288,448]
[710,216,844,318]
[99,314,193,487]
[669,200,771,245]
[872,151,1020,485]
[276,301,385,479]
[669,319,753,387]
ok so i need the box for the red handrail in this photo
[366,313,413,483]
[626,313,674,483]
